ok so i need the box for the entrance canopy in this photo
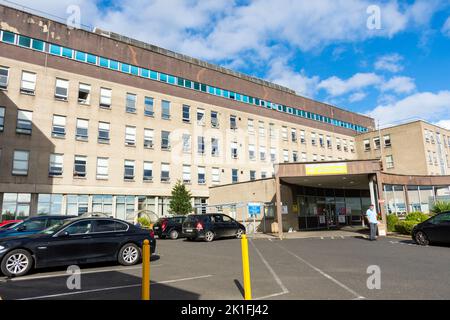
[281,174,371,190]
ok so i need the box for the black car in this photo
[0,217,156,277]
[182,214,245,242]
[0,215,75,239]
[153,216,187,240]
[412,211,450,246]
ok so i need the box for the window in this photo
[78,83,91,104]
[249,144,255,160]
[291,128,297,142]
[250,170,256,181]
[182,134,191,152]
[12,150,29,175]
[115,196,135,221]
[55,78,69,100]
[211,111,219,128]
[20,71,36,94]
[281,127,288,141]
[182,105,190,123]
[2,193,31,220]
[260,146,266,161]
[74,155,87,177]
[182,165,191,183]
[428,151,433,164]
[364,139,371,151]
[386,155,394,169]
[301,152,307,162]
[212,167,220,184]
[300,130,306,144]
[0,107,4,131]
[0,66,9,89]
[124,160,135,180]
[270,147,277,162]
[319,134,324,147]
[198,166,206,184]
[384,135,391,147]
[293,151,298,162]
[100,88,112,108]
[211,138,219,156]
[259,121,265,137]
[144,97,154,116]
[283,150,289,162]
[49,153,63,176]
[313,154,318,162]
[269,123,276,138]
[230,115,237,130]
[16,110,32,134]
[161,131,170,150]
[248,119,254,134]
[311,132,317,146]
[350,141,355,153]
[96,157,109,179]
[161,163,170,182]
[326,136,332,149]
[343,139,348,152]
[126,93,137,113]
[261,171,267,179]
[197,109,205,125]
[125,126,136,146]
[197,136,205,154]
[76,119,89,140]
[373,137,381,149]
[144,129,154,148]
[37,194,63,215]
[143,162,153,181]
[232,169,239,183]
[64,220,93,235]
[98,122,110,143]
[161,100,170,119]
[336,137,342,151]
[66,195,89,216]
[231,142,238,159]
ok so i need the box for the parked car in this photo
[0,216,156,277]
[0,216,74,239]
[412,211,450,246]
[153,216,187,240]
[182,214,245,242]
[0,220,22,229]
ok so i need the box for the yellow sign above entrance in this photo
[305,163,348,176]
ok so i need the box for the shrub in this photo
[386,214,399,232]
[394,220,418,235]
[138,216,152,228]
[405,211,429,223]
[431,201,450,214]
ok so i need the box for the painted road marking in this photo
[18,274,213,300]
[274,242,365,300]
[0,264,164,282]
[250,239,289,300]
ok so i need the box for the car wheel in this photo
[1,249,33,277]
[236,229,244,239]
[169,229,179,240]
[204,231,215,242]
[118,243,141,266]
[414,231,429,246]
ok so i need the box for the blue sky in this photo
[4,0,450,128]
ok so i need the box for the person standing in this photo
[366,204,378,241]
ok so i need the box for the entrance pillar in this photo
[275,175,283,240]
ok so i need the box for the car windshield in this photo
[39,219,73,235]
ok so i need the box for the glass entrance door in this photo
[325,203,337,228]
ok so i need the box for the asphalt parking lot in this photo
[1,235,450,300]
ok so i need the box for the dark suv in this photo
[153,216,187,240]
[182,214,245,242]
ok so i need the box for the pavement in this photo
[1,235,450,300]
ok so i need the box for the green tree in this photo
[169,180,193,215]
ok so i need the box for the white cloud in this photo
[318,73,382,96]
[374,53,404,73]
[380,76,416,94]
[442,17,450,37]
[435,120,450,130]
[266,58,320,98]
[367,91,450,125]
[348,92,367,103]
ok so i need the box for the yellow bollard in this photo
[241,234,252,300]
[142,239,150,300]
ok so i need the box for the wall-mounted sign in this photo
[248,202,261,216]
[319,215,326,224]
[292,204,298,213]
[282,205,288,214]
[338,215,346,223]
[305,162,348,176]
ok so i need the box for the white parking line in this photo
[274,242,365,300]
[18,274,213,300]
[1,264,164,282]
[249,239,289,300]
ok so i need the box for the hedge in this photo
[386,214,399,232]
[394,220,418,235]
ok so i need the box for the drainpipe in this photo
[275,174,283,240]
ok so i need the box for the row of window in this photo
[363,135,392,151]
[0,29,368,133]
[427,150,450,168]
[4,149,272,184]
[424,129,450,148]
